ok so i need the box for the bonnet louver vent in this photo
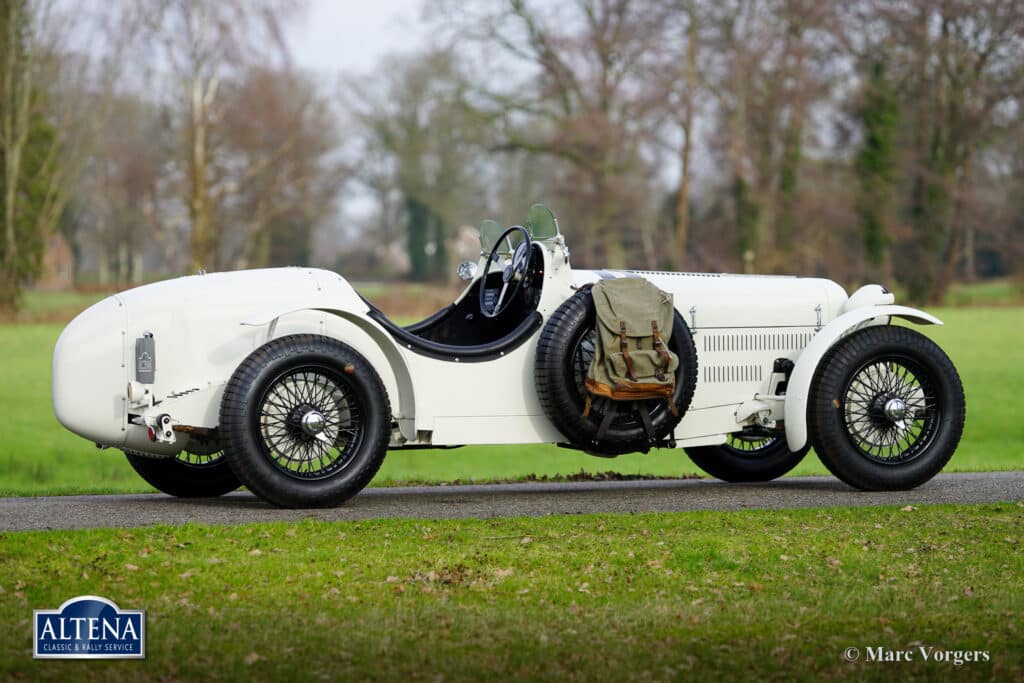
[703,364,764,383]
[703,331,813,354]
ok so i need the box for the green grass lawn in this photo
[940,279,1024,307]
[1,503,1020,681]
[0,306,1021,496]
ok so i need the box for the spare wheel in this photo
[534,288,698,455]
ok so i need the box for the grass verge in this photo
[1,502,1020,681]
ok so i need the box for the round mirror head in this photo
[457,260,479,281]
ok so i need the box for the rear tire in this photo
[125,449,240,498]
[685,433,810,482]
[220,335,391,508]
[808,326,965,490]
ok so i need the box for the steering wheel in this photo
[479,225,533,319]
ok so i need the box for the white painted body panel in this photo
[51,238,940,457]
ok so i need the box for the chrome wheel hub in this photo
[301,410,327,437]
[258,368,363,480]
[883,397,908,423]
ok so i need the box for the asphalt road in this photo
[2,471,1021,532]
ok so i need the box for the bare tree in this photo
[138,0,303,271]
[674,1,699,269]
[861,0,1024,301]
[438,0,676,268]
[695,0,835,273]
[1,0,126,307]
[220,65,345,269]
[351,50,491,281]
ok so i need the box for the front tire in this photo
[124,448,240,498]
[808,326,965,490]
[685,432,810,482]
[220,335,391,508]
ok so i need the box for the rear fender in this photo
[783,305,942,451]
[241,303,415,441]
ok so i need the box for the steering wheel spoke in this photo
[494,281,510,314]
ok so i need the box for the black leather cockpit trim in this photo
[402,304,457,334]
[367,309,543,363]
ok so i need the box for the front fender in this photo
[783,305,942,451]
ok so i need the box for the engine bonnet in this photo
[573,270,848,329]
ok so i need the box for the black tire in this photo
[685,432,810,482]
[220,334,391,508]
[808,325,965,490]
[124,449,240,498]
[535,288,698,455]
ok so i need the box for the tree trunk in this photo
[675,10,697,270]
[597,175,625,269]
[963,223,975,281]
[188,70,214,272]
[405,196,431,281]
[1,0,31,310]
[933,154,972,304]
[97,245,109,286]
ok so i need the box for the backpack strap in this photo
[651,320,678,417]
[595,401,618,441]
[635,401,655,442]
[651,320,671,381]
[619,321,636,381]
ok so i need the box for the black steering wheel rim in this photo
[479,225,532,319]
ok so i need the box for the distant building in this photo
[37,233,74,290]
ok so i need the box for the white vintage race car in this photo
[53,205,965,508]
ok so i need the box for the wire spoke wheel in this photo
[724,432,778,455]
[685,428,807,482]
[124,441,240,498]
[256,366,364,480]
[808,326,964,491]
[174,449,224,467]
[841,355,938,465]
[221,335,391,508]
[173,435,225,468]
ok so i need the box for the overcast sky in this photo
[286,0,428,76]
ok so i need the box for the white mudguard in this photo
[784,305,942,451]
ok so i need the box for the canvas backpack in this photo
[584,278,680,424]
